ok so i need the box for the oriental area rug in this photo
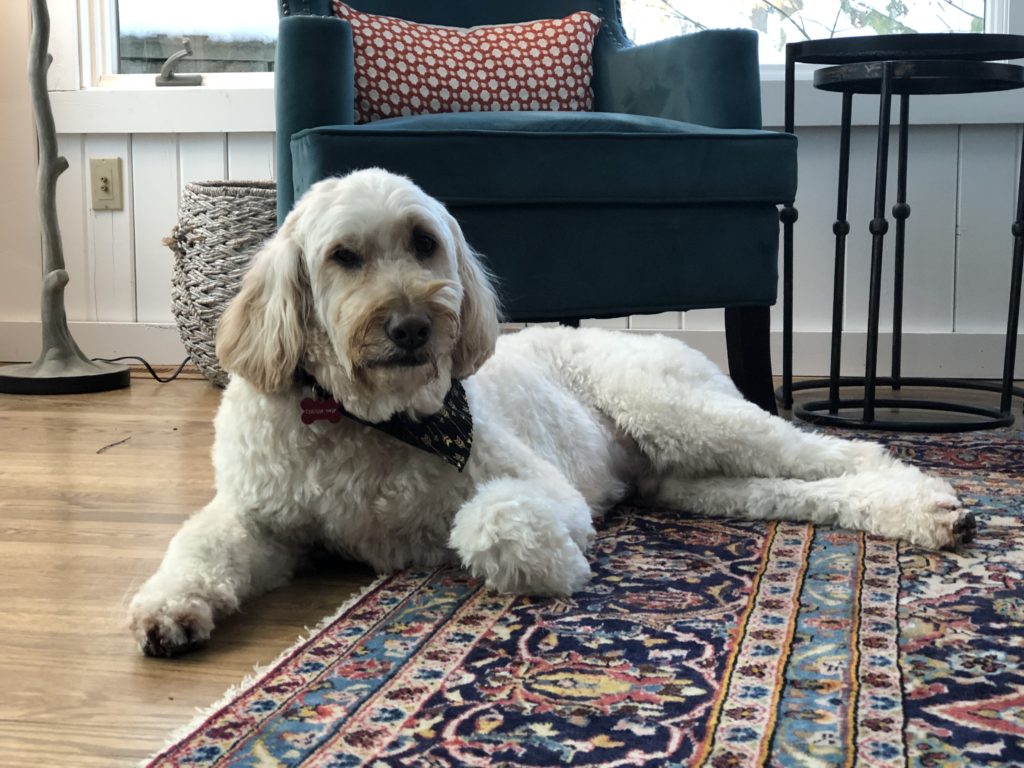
[146,431,1023,767]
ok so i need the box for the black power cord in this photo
[92,356,192,383]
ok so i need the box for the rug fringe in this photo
[141,574,393,767]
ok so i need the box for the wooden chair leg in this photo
[725,306,778,415]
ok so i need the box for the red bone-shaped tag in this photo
[301,397,343,425]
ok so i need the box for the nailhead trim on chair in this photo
[280,0,318,17]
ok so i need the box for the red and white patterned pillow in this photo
[333,2,602,124]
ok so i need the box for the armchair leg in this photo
[725,306,777,415]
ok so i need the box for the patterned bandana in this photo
[294,367,473,472]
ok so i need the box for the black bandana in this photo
[294,367,473,472]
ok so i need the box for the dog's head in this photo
[216,169,499,421]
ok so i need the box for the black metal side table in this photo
[778,34,1024,431]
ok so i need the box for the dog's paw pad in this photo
[129,597,214,658]
[141,620,209,658]
[945,510,977,549]
[465,541,591,598]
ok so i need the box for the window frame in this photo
[77,0,277,88]
[48,0,1024,134]
[47,0,274,132]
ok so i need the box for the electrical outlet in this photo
[89,158,123,211]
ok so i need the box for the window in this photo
[114,0,278,74]
[97,0,996,79]
[53,0,1014,133]
[620,0,986,64]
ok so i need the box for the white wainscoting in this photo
[52,131,275,327]
[1,124,1021,377]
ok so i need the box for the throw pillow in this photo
[333,2,602,124]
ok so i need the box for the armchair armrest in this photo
[275,14,355,223]
[595,28,763,129]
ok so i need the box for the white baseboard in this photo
[0,321,187,364]
[1,321,1021,379]
[659,329,1024,380]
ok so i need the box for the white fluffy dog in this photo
[129,169,975,657]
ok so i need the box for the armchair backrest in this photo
[275,0,641,223]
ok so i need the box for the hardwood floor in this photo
[0,370,1019,766]
[0,374,375,767]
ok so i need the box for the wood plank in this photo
[84,134,136,323]
[580,317,628,329]
[955,124,1020,333]
[0,379,375,767]
[131,135,180,324]
[775,126,847,336]
[843,125,959,341]
[629,312,681,330]
[682,308,725,331]
[55,133,94,320]
[178,133,227,190]
[895,125,959,335]
[227,132,275,181]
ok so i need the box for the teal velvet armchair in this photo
[275,0,798,412]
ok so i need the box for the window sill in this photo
[50,80,275,134]
[47,69,1023,135]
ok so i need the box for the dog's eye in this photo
[330,247,362,269]
[412,232,436,259]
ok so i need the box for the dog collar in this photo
[293,367,473,472]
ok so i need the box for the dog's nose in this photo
[385,312,432,351]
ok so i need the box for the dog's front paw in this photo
[128,593,215,657]
[906,475,977,550]
[451,479,594,597]
[923,494,976,550]
[465,536,592,597]
[944,509,977,549]
[868,471,975,551]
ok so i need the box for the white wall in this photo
[0,3,1021,377]
[0,1,42,325]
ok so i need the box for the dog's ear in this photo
[216,223,307,393]
[446,214,499,380]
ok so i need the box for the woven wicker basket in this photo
[168,181,277,387]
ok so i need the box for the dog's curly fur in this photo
[129,169,975,657]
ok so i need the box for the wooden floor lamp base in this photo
[0,357,130,395]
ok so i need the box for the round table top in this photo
[787,33,1024,65]
[813,59,1024,95]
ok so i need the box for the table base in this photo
[779,376,1024,431]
